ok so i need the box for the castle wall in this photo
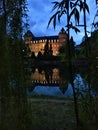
[24,29,67,56]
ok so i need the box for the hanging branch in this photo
[2,0,7,34]
[47,0,89,126]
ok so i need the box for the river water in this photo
[26,64,98,97]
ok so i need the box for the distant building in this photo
[24,28,67,56]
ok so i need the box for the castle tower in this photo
[24,30,34,45]
[59,28,67,44]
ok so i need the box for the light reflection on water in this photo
[26,65,98,97]
[27,84,73,97]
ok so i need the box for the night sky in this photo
[27,0,97,44]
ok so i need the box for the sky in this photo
[27,0,97,44]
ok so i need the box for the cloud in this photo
[27,0,97,44]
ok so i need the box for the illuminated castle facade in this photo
[24,28,67,56]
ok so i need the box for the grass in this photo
[29,97,77,130]
[0,94,98,130]
[28,94,98,130]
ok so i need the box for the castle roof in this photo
[24,28,66,41]
[33,35,58,40]
[24,30,58,40]
[24,30,35,37]
[59,28,67,34]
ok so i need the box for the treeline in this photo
[0,1,34,130]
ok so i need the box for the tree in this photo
[31,51,36,59]
[69,36,76,57]
[47,0,90,126]
[44,40,50,56]
[59,36,75,60]
[0,1,33,129]
[49,43,53,56]
[37,51,43,59]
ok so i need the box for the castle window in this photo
[57,39,59,42]
[54,39,56,42]
[39,40,42,42]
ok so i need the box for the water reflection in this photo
[26,64,70,95]
[26,64,98,97]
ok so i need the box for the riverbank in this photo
[28,95,76,130]
[28,95,98,130]
[0,94,98,130]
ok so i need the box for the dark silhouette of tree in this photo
[91,2,98,32]
[44,40,50,56]
[49,43,53,56]
[43,40,53,60]
[47,0,90,126]
[44,66,53,84]
[59,36,75,60]
[31,51,36,59]
[69,36,76,57]
[37,51,43,59]
[0,1,33,130]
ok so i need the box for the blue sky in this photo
[27,0,97,44]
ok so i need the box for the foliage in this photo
[43,40,53,56]
[37,51,43,59]
[90,30,98,57]
[58,36,75,61]
[31,51,36,59]
[0,1,33,129]
[48,0,89,33]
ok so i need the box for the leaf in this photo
[58,10,66,22]
[47,11,60,29]
[69,8,80,25]
[80,0,83,11]
[69,8,75,21]
[66,23,80,33]
[72,26,80,33]
[65,0,68,9]
[75,8,80,25]
[70,2,73,9]
[53,15,56,29]
[74,0,79,7]
[83,2,90,13]
[51,2,59,12]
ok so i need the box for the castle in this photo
[24,28,67,56]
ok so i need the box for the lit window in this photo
[54,39,56,42]
[39,40,42,42]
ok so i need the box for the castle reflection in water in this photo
[28,67,68,94]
